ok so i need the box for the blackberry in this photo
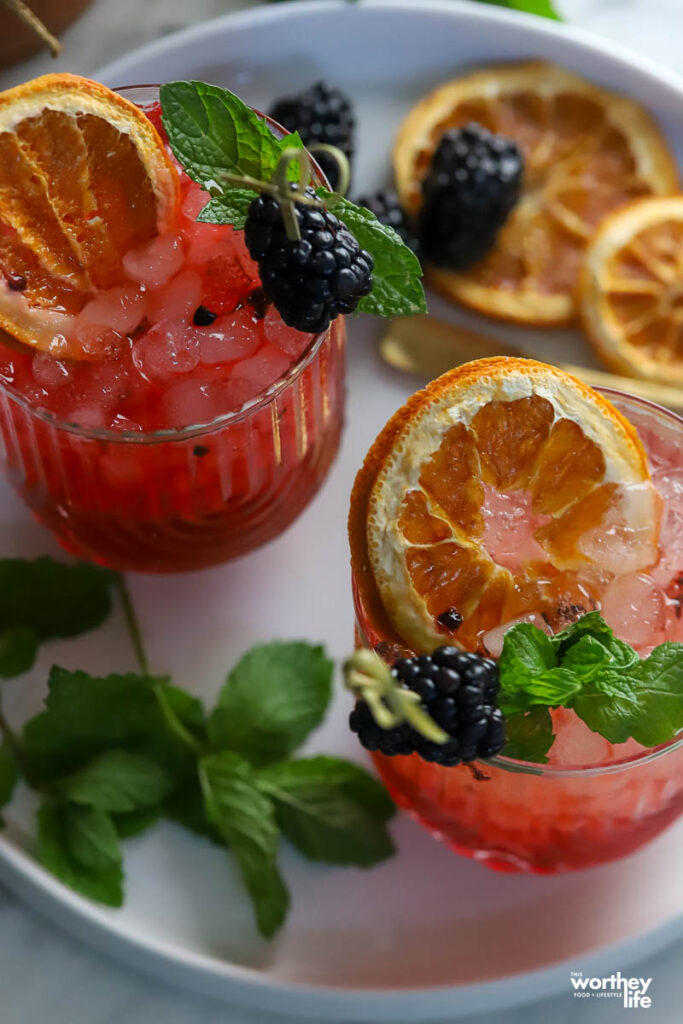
[269,81,354,192]
[418,123,523,271]
[349,647,505,766]
[244,185,374,334]
[355,190,420,256]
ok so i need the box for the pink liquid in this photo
[355,392,683,872]
[0,97,345,572]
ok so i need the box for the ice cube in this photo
[233,344,291,397]
[133,322,199,383]
[482,612,553,658]
[66,405,108,430]
[181,182,210,222]
[600,572,666,650]
[263,305,313,358]
[481,484,549,571]
[547,707,611,768]
[196,308,262,365]
[77,286,146,334]
[162,379,230,429]
[32,353,70,388]
[123,233,185,289]
[147,269,202,324]
[185,223,229,268]
[579,482,660,575]
[70,322,125,359]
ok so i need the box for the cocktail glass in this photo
[0,87,345,572]
[352,390,683,873]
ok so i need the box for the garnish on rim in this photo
[0,74,179,358]
[159,79,426,331]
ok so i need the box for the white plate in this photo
[1,1,682,1020]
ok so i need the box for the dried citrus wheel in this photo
[350,358,660,654]
[394,62,678,325]
[0,73,180,358]
[580,196,683,387]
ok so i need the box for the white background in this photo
[0,1,682,1022]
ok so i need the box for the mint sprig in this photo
[499,614,683,761]
[0,557,395,938]
[160,80,426,319]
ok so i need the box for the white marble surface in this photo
[0,1,682,1022]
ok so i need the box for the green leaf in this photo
[502,707,554,763]
[0,740,18,824]
[23,668,202,784]
[112,805,161,839]
[571,670,640,745]
[500,667,582,714]
[57,751,173,813]
[197,188,257,230]
[37,801,123,907]
[0,558,115,641]
[630,644,683,747]
[0,626,39,678]
[165,778,223,845]
[199,752,288,938]
[322,192,426,318]
[160,81,283,188]
[257,756,395,866]
[64,802,121,873]
[500,622,557,678]
[477,0,561,18]
[561,636,613,681]
[552,612,638,670]
[207,641,333,766]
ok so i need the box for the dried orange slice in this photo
[580,196,683,387]
[350,358,660,654]
[394,62,678,325]
[0,73,180,357]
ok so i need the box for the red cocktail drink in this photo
[353,391,683,873]
[0,87,345,572]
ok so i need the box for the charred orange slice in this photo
[394,62,678,325]
[350,358,660,653]
[580,196,683,387]
[0,73,179,357]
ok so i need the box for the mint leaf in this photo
[630,644,683,747]
[323,193,426,317]
[57,751,173,813]
[37,801,123,907]
[0,626,39,678]
[23,669,201,784]
[257,756,395,866]
[0,741,17,824]
[551,612,637,670]
[112,805,161,839]
[500,622,557,677]
[502,707,554,763]
[561,636,613,681]
[0,558,115,641]
[208,641,333,766]
[477,0,561,17]
[571,670,639,744]
[160,81,283,187]
[165,778,223,845]
[198,188,257,230]
[199,752,288,937]
[64,802,121,873]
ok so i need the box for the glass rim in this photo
[0,84,333,446]
[353,385,683,778]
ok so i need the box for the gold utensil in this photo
[381,315,683,415]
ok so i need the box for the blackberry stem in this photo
[344,648,448,743]
[308,144,350,197]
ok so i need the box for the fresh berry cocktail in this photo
[349,363,683,873]
[0,84,345,572]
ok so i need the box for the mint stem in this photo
[116,577,150,676]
